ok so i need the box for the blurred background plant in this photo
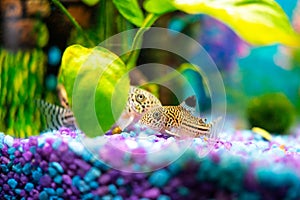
[0,0,50,137]
[247,93,296,134]
[0,0,300,137]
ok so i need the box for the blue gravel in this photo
[0,127,299,199]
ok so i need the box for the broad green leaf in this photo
[144,0,300,47]
[173,0,300,46]
[143,0,177,14]
[113,0,144,27]
[58,45,87,107]
[58,45,130,137]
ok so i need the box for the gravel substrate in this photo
[1,124,300,200]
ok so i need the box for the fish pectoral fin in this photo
[57,84,70,109]
[116,113,135,130]
[165,129,180,137]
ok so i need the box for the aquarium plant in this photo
[247,93,296,134]
[0,0,50,137]
[1,0,300,137]
[57,0,300,137]
[1,2,300,199]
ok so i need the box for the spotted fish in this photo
[139,96,218,138]
[116,86,162,130]
[38,86,162,131]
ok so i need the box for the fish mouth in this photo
[138,120,163,132]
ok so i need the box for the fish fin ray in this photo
[180,95,196,113]
[165,129,180,137]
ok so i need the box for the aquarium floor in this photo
[0,124,300,200]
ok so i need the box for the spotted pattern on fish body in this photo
[139,96,213,138]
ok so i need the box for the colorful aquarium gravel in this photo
[1,124,300,200]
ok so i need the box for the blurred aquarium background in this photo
[0,0,300,137]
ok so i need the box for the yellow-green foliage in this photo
[0,48,45,137]
[144,0,300,47]
[247,93,296,134]
[58,45,130,137]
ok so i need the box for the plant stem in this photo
[125,13,160,70]
[150,65,193,84]
[150,64,207,86]
[98,0,107,42]
[51,0,94,46]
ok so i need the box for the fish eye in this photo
[136,94,145,102]
[152,111,161,120]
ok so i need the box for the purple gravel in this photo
[0,126,299,199]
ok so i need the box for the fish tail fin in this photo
[36,100,76,131]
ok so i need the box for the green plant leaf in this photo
[82,0,100,6]
[144,0,300,46]
[125,13,160,69]
[58,44,130,137]
[113,0,145,27]
[174,0,300,46]
[143,0,176,14]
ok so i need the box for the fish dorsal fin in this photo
[36,100,76,131]
[180,95,196,113]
